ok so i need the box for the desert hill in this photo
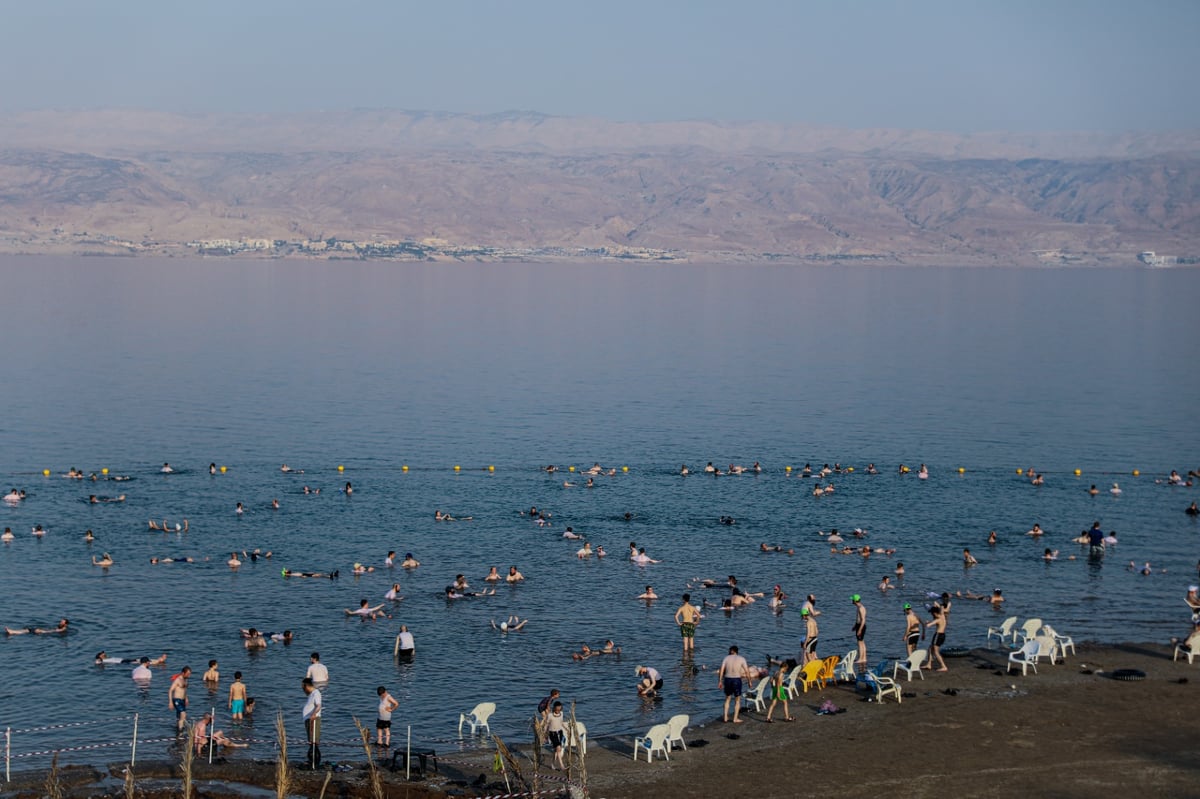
[0,110,1196,265]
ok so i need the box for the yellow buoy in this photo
[1074,469,1081,476]
[785,466,792,472]
[901,466,910,473]
[453,465,461,472]
[101,467,109,475]
[488,465,495,472]
[1016,468,1023,475]
[622,466,629,472]
[402,465,408,472]
[220,466,227,473]
[42,468,50,476]
[846,467,854,473]
[337,465,344,472]
[1132,469,1139,476]
[568,466,575,472]
[958,467,965,474]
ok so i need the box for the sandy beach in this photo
[5,641,1196,799]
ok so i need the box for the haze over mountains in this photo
[0,109,1196,265]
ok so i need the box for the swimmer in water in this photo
[6,618,69,635]
[680,464,689,475]
[92,552,114,567]
[963,549,978,566]
[492,615,528,632]
[1110,482,1122,495]
[96,651,167,665]
[1026,523,1044,537]
[1044,548,1059,561]
[1186,502,1199,516]
[633,548,660,565]
[506,566,525,582]
[958,589,1004,605]
[562,527,582,540]
[484,566,501,582]
[2,528,13,542]
[895,562,905,577]
[1088,484,1100,496]
[444,586,495,599]
[352,563,375,575]
[150,556,195,564]
[384,583,402,601]
[282,569,339,579]
[596,544,608,558]
[878,576,894,591]
[577,542,593,558]
[228,552,242,568]
[88,494,126,503]
[345,599,387,620]
[636,585,658,600]
[401,553,420,568]
[987,530,997,545]
[161,463,173,473]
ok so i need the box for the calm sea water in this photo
[0,257,1197,769]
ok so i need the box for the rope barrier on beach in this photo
[9,715,134,735]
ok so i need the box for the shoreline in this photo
[4,641,1196,798]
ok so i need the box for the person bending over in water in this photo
[193,712,248,754]
[6,618,69,635]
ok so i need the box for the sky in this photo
[3,0,1198,133]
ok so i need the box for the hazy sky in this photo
[5,0,1197,132]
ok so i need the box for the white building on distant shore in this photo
[1137,251,1176,267]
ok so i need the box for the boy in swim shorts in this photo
[675,593,700,652]
[229,672,247,721]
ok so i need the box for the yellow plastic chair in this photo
[800,660,826,692]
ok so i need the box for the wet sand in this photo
[4,642,1196,798]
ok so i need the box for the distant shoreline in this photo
[0,241,1162,269]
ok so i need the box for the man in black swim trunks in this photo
[852,594,867,667]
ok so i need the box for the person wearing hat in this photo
[801,606,819,665]
[852,594,867,666]
[636,665,662,697]
[903,604,923,656]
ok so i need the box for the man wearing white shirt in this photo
[306,652,329,682]
[302,677,322,769]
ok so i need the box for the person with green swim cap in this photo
[852,594,867,668]
[800,606,819,665]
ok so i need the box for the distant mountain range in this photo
[0,109,1196,265]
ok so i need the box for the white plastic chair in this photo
[1175,640,1198,664]
[633,723,671,762]
[783,664,806,699]
[1007,640,1040,675]
[831,650,858,683]
[986,616,1019,646]
[893,649,927,681]
[1017,618,1044,644]
[665,714,689,751]
[1033,635,1059,665]
[742,677,770,712]
[873,671,902,705]
[567,721,587,755]
[1041,624,1076,659]
[458,702,496,735]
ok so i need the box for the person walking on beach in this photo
[765,658,796,722]
[229,672,248,721]
[852,594,868,667]
[169,666,190,732]
[675,593,700,652]
[718,645,753,723]
[925,605,948,672]
[903,604,923,655]
[302,677,322,769]
[376,685,399,746]
[546,700,567,770]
